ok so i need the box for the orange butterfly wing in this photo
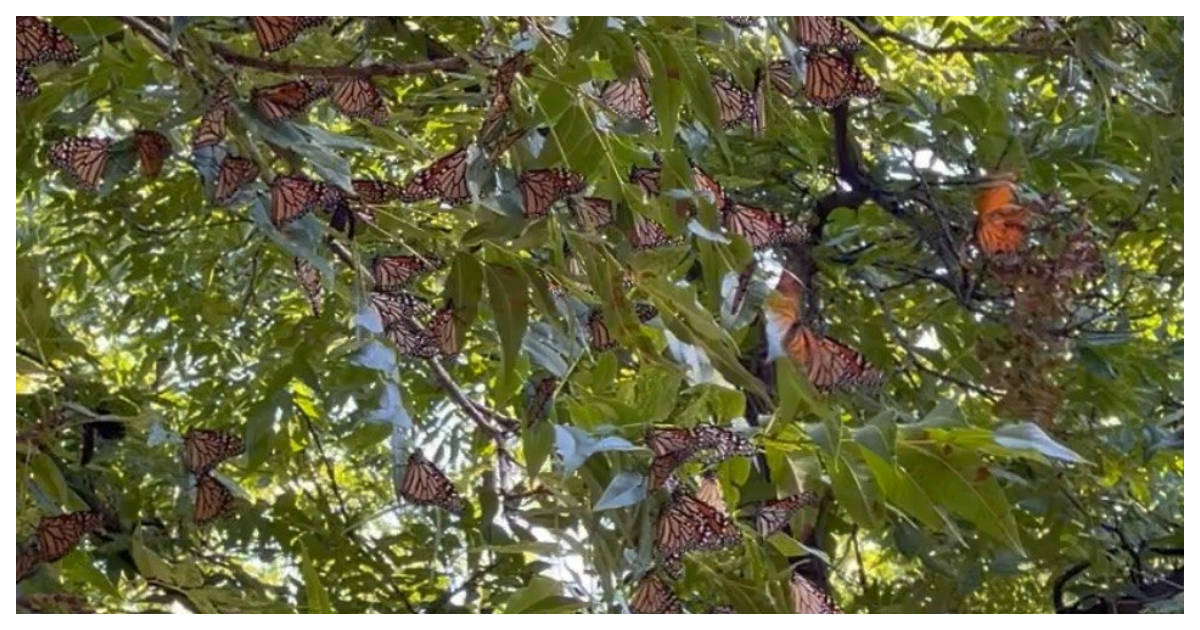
[213,155,260,205]
[49,137,110,190]
[248,16,326,53]
[133,130,171,178]
[399,452,464,513]
[193,474,237,523]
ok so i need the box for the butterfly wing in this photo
[722,201,802,248]
[629,166,662,196]
[630,214,672,249]
[133,130,171,178]
[629,575,683,614]
[567,196,615,230]
[791,572,841,613]
[293,257,323,317]
[49,137,110,190]
[352,179,402,204]
[399,452,464,513]
[519,169,586,218]
[426,303,460,357]
[270,175,324,225]
[183,429,245,475]
[193,474,237,524]
[193,79,232,149]
[711,75,754,128]
[369,291,430,328]
[213,156,259,205]
[331,77,388,125]
[401,148,471,206]
[248,16,326,53]
[600,77,655,123]
[34,511,102,562]
[252,79,329,121]
[371,254,440,290]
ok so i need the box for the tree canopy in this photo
[14,16,1183,614]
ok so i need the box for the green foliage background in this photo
[15,16,1183,613]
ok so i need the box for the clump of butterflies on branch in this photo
[17,15,993,612]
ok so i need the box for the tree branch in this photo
[208,42,468,78]
[868,26,1073,57]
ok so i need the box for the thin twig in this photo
[869,26,1072,57]
[296,405,352,524]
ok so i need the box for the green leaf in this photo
[523,420,556,478]
[992,422,1090,464]
[503,575,562,613]
[899,445,1025,554]
[485,264,529,392]
[300,544,333,613]
[130,533,174,584]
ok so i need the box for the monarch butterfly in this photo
[16,546,43,582]
[629,575,683,614]
[647,449,691,492]
[213,156,259,205]
[386,320,438,358]
[369,290,431,328]
[804,53,878,109]
[646,424,753,491]
[630,164,725,211]
[16,592,94,614]
[723,16,757,28]
[784,325,883,391]
[630,214,673,250]
[193,473,237,524]
[31,511,103,563]
[133,130,171,178]
[330,77,388,125]
[646,426,695,457]
[193,79,233,149]
[371,254,442,291]
[524,376,558,422]
[479,53,529,140]
[690,423,756,460]
[269,174,326,226]
[629,165,662,197]
[792,17,861,52]
[655,489,741,577]
[182,428,244,475]
[755,491,820,536]
[767,59,798,97]
[721,199,807,249]
[17,17,80,67]
[791,572,841,614]
[252,79,330,121]
[310,184,366,239]
[696,473,727,514]
[518,168,586,218]
[352,179,403,205]
[426,303,460,357]
[567,196,615,230]
[49,137,110,190]
[600,77,654,124]
[293,257,323,317]
[400,148,471,206]
[711,74,755,128]
[247,16,327,53]
[17,66,40,98]
[975,177,1028,256]
[16,17,78,97]
[587,304,657,351]
[690,165,726,208]
[398,451,464,514]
